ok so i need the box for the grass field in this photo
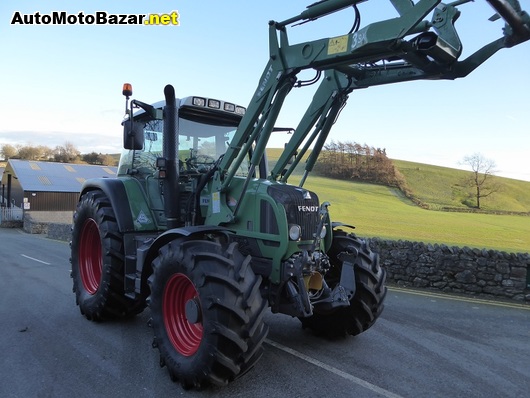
[393,159,530,213]
[266,149,530,254]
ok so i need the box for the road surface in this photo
[1,228,528,397]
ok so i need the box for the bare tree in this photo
[18,144,44,160]
[461,152,498,209]
[99,154,118,166]
[38,145,55,161]
[54,141,80,163]
[0,144,17,160]
[82,152,103,165]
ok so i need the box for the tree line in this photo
[0,142,117,166]
[313,140,406,188]
[314,141,499,210]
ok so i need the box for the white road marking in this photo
[264,338,404,398]
[21,254,51,265]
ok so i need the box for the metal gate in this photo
[0,206,23,223]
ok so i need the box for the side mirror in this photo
[123,120,144,150]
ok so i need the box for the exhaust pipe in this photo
[163,84,180,229]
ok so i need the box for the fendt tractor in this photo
[70,0,529,389]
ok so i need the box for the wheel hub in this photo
[185,298,202,324]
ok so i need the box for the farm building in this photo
[0,159,117,211]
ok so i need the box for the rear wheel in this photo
[148,239,268,389]
[71,190,145,321]
[300,230,387,338]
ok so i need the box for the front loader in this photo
[70,0,530,389]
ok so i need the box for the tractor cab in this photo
[118,87,269,228]
[118,95,249,178]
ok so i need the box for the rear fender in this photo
[80,177,157,233]
[80,178,135,233]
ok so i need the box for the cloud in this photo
[0,130,122,154]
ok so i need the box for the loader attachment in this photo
[218,0,530,194]
[486,0,530,44]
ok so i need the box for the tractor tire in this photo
[300,230,387,338]
[148,239,269,390]
[70,190,145,321]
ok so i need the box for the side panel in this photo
[121,178,158,231]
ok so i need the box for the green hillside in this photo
[393,159,530,214]
[265,148,530,253]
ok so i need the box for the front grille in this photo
[267,185,320,240]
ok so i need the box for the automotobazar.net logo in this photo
[10,11,180,26]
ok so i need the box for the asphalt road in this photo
[1,228,529,398]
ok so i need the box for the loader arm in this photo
[210,0,529,224]
[270,70,353,184]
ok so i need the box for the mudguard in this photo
[79,177,156,233]
[142,224,232,260]
[135,225,233,296]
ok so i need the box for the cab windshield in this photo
[118,115,248,177]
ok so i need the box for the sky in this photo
[1,0,529,181]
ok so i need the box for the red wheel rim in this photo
[79,218,102,295]
[163,273,203,356]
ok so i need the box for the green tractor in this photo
[70,0,529,389]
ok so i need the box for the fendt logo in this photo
[297,205,319,212]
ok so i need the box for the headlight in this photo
[224,102,235,112]
[192,97,206,107]
[319,225,327,239]
[207,99,220,109]
[288,224,301,241]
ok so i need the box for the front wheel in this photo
[300,231,387,338]
[148,239,269,389]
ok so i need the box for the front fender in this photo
[143,225,233,263]
[136,225,233,296]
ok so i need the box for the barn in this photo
[1,159,117,212]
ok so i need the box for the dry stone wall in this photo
[47,223,72,242]
[11,211,530,303]
[367,238,530,302]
